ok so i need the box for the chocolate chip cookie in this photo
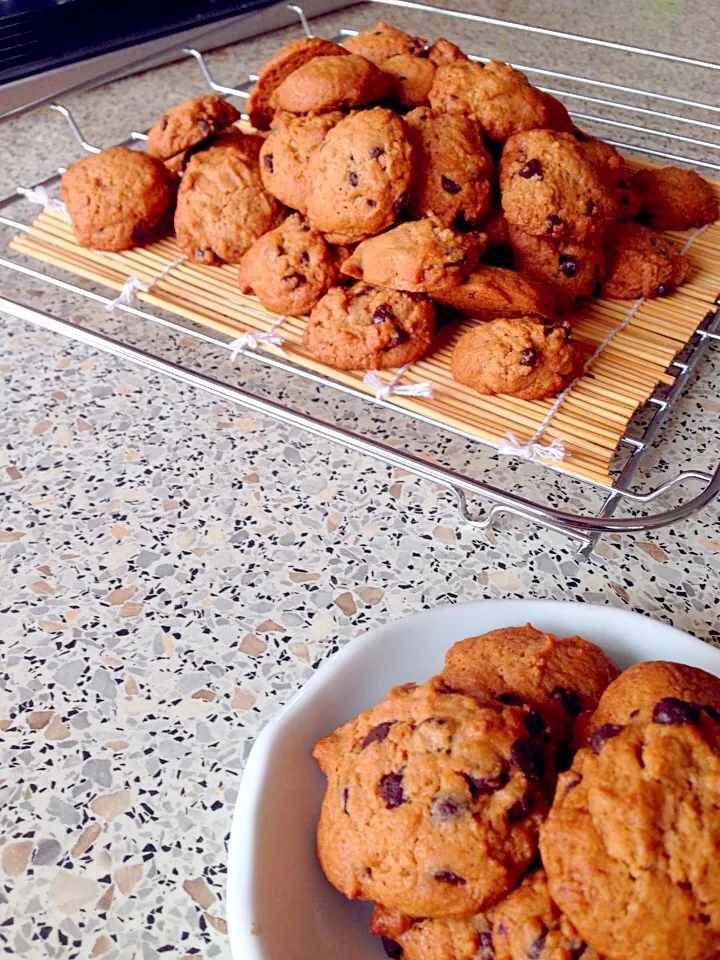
[61,145,176,251]
[451,317,578,400]
[570,132,642,221]
[633,165,719,231]
[246,36,348,130]
[146,94,241,161]
[500,130,618,242]
[384,54,436,108]
[541,713,720,960]
[340,215,484,291]
[404,107,495,229]
[427,265,556,322]
[259,110,344,213]
[305,107,414,244]
[313,676,547,918]
[370,902,496,960]
[237,213,339,315]
[342,21,425,65]
[302,282,435,370]
[174,133,285,264]
[492,869,605,960]
[601,221,690,299]
[429,60,572,143]
[273,54,393,115]
[509,225,605,313]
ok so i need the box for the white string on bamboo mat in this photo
[104,255,189,311]
[16,185,69,217]
[228,316,287,358]
[363,364,434,401]
[498,223,710,465]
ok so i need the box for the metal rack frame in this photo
[1,0,719,557]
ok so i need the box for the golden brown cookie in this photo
[541,714,720,960]
[492,869,605,960]
[61,145,176,252]
[427,265,556,322]
[237,213,339,315]
[500,130,617,242]
[427,37,469,67]
[259,110,343,213]
[404,107,495,229]
[302,282,435,370]
[340,216,484,292]
[342,21,425,65]
[429,60,572,143]
[443,624,620,745]
[146,94,241,161]
[305,107,414,244]
[601,221,690,299]
[273,54,393,115]
[246,36,348,130]
[451,318,578,400]
[633,165,719,230]
[508,225,605,313]
[174,133,285,264]
[384,54,436,108]
[313,676,547,918]
[370,902,495,960]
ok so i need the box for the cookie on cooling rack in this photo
[369,902,495,960]
[426,265,556,322]
[341,20,426,64]
[238,213,339,316]
[340,215,484,292]
[61,145,176,252]
[313,676,547,918]
[451,317,578,400]
[429,60,571,144]
[259,111,344,214]
[305,107,414,244]
[174,133,285,265]
[302,282,434,370]
[633,165,719,231]
[146,93,241,162]
[273,54,393,115]
[600,221,690,299]
[404,107,495,229]
[246,36,349,130]
[383,54,436,108]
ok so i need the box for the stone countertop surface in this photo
[1,1,719,957]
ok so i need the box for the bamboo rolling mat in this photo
[9,165,720,486]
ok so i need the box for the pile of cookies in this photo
[312,625,720,960]
[59,21,719,401]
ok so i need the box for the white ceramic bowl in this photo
[227,599,720,960]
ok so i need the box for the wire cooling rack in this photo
[1,0,719,557]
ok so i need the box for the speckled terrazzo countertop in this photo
[1,1,719,957]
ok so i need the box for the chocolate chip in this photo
[511,739,545,780]
[433,870,465,885]
[507,791,534,821]
[559,253,580,278]
[497,693,524,706]
[546,214,564,233]
[392,194,407,215]
[464,767,509,797]
[568,940,588,959]
[348,171,359,187]
[453,210,475,232]
[564,773,582,794]
[519,158,542,179]
[195,248,208,259]
[342,787,349,812]
[373,303,394,323]
[477,930,495,960]
[519,347,537,367]
[160,116,169,130]
[369,146,385,159]
[629,708,640,718]
[367,199,377,207]
[361,721,393,749]
[584,200,596,217]
[677,880,692,891]
[281,271,306,286]
[549,686,582,717]
[386,330,409,349]
[441,175,462,194]
[524,709,546,737]
[703,704,720,722]
[653,697,699,725]
[379,771,404,807]
[590,723,624,754]
[527,926,547,958]
[431,796,464,819]
[300,250,310,263]
[555,741,573,773]
[655,282,672,296]
[381,937,403,958]
[196,117,211,135]
[263,154,274,172]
